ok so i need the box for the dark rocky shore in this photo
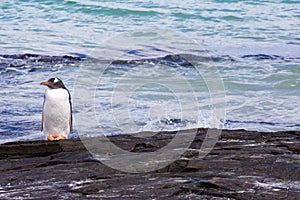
[0,128,299,199]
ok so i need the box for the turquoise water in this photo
[0,0,299,143]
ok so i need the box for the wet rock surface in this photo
[0,129,299,199]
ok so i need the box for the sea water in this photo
[0,0,299,143]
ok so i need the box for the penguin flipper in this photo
[41,110,44,132]
[68,92,72,132]
[69,111,72,132]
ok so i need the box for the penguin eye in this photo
[49,78,55,83]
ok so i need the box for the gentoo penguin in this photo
[41,78,72,140]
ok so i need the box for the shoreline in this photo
[0,128,299,199]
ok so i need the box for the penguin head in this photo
[41,78,67,89]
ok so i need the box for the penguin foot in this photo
[47,135,66,141]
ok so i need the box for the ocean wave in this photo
[0,53,86,73]
[1,52,299,72]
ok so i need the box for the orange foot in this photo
[47,135,66,141]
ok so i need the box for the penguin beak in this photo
[41,81,49,86]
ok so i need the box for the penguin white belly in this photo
[43,88,71,138]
